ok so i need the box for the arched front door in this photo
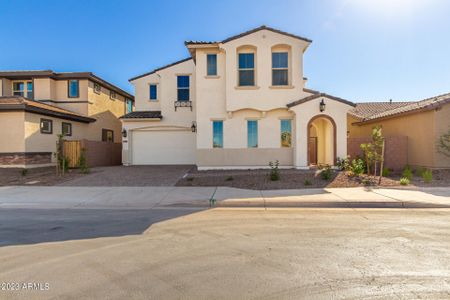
[307,114,336,166]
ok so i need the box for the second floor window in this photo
[272,52,289,86]
[13,81,33,99]
[126,99,133,113]
[149,84,157,100]
[207,54,217,76]
[238,53,255,86]
[94,82,101,94]
[177,75,189,101]
[68,80,79,98]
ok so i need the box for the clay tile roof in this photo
[351,92,450,123]
[348,102,413,119]
[287,92,355,108]
[0,96,96,123]
[120,110,162,119]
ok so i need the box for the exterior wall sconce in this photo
[191,121,197,133]
[122,129,127,138]
[319,99,326,112]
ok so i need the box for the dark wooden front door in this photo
[309,137,318,165]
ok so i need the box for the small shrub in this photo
[269,160,280,181]
[402,165,413,180]
[422,169,432,183]
[400,177,410,186]
[362,178,371,186]
[382,168,391,177]
[21,168,28,176]
[303,179,312,186]
[186,177,194,182]
[414,167,424,176]
[79,148,90,174]
[225,176,234,181]
[336,156,350,171]
[349,159,365,176]
[320,165,333,180]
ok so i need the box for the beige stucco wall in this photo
[0,79,3,96]
[86,81,127,143]
[24,113,89,161]
[289,96,352,168]
[197,148,293,168]
[0,112,25,152]
[1,78,12,96]
[347,109,441,168]
[220,29,310,112]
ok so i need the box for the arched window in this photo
[271,44,291,86]
[237,45,256,87]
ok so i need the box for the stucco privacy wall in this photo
[0,111,25,152]
[289,96,351,168]
[347,110,440,168]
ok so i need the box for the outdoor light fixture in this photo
[122,129,127,138]
[191,121,197,133]
[319,99,326,112]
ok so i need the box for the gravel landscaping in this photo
[176,168,450,190]
[0,167,86,186]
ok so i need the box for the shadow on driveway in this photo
[0,207,203,247]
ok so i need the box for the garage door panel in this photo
[132,131,196,165]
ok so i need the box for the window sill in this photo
[269,85,295,89]
[204,75,220,79]
[235,86,260,90]
[149,100,159,102]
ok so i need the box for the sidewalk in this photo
[0,186,449,209]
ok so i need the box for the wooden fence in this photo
[63,139,122,168]
[63,140,82,168]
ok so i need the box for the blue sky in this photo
[1,0,449,102]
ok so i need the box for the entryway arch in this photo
[307,114,336,166]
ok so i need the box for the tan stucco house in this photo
[0,71,134,168]
[122,26,355,169]
[348,93,450,169]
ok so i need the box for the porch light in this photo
[319,99,326,112]
[191,121,197,133]
[122,129,127,138]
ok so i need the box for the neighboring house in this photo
[122,26,355,169]
[348,93,450,169]
[0,71,134,168]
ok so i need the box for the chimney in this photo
[389,99,392,104]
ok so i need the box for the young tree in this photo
[437,129,450,157]
[360,125,385,177]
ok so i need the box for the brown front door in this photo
[309,137,318,165]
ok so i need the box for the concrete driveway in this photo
[59,165,194,186]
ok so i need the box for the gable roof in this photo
[0,70,134,100]
[351,92,450,123]
[128,57,192,82]
[0,96,96,123]
[185,25,312,45]
[287,92,355,108]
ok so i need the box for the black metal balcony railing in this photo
[174,100,193,111]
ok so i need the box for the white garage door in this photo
[131,130,196,165]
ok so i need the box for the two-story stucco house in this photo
[0,71,134,167]
[121,26,355,169]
